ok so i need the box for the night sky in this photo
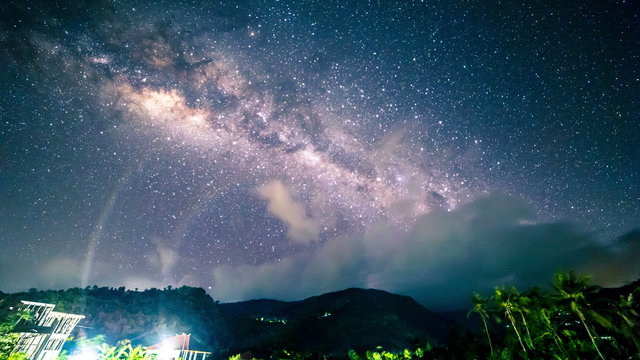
[1,0,638,310]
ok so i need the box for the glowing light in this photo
[90,56,111,64]
[156,343,176,360]
[299,149,321,166]
[102,61,462,234]
[188,114,206,125]
[69,348,98,360]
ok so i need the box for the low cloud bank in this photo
[213,196,640,310]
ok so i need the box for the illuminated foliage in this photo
[0,302,28,360]
[466,272,640,359]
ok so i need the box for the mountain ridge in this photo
[218,287,457,355]
[3,280,637,357]
[0,286,457,357]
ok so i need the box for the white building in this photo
[12,301,84,360]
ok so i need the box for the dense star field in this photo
[1,0,638,309]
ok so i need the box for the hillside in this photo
[219,288,458,356]
[0,286,228,352]
[0,287,457,357]
[2,278,639,358]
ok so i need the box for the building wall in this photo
[12,301,84,360]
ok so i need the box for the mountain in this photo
[218,288,457,356]
[0,286,228,351]
[0,286,457,357]
[597,278,640,302]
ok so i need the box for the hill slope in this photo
[0,286,228,351]
[0,286,457,356]
[219,288,457,355]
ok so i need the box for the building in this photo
[146,333,211,360]
[11,301,84,360]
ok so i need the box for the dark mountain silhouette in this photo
[0,286,457,357]
[0,286,228,351]
[219,288,458,356]
[3,280,637,358]
[597,278,640,302]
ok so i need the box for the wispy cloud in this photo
[148,236,180,279]
[258,180,320,244]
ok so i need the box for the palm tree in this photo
[468,292,494,357]
[601,290,640,355]
[538,306,568,357]
[511,289,535,350]
[552,271,606,360]
[97,340,154,360]
[494,287,529,358]
[522,287,566,356]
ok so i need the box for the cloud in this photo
[212,196,640,310]
[38,257,83,289]
[122,272,201,292]
[258,180,320,244]
[574,230,640,287]
[121,276,168,291]
[0,255,115,292]
[213,235,366,301]
[148,236,180,278]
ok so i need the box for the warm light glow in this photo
[115,84,220,148]
[188,114,206,124]
[141,90,182,117]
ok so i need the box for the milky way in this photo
[1,0,638,308]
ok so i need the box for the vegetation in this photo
[463,272,640,359]
[0,301,28,360]
[0,286,227,355]
[1,272,638,359]
[218,272,639,359]
[93,340,154,360]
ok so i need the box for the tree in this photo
[494,287,529,358]
[97,340,154,360]
[0,301,28,360]
[599,290,640,355]
[468,292,494,357]
[552,271,606,360]
[510,289,535,351]
[0,319,18,360]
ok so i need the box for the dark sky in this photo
[1,0,638,310]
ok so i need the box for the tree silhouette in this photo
[494,287,529,358]
[468,292,494,357]
[552,271,606,360]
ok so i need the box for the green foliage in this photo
[0,325,19,360]
[2,273,639,360]
[402,349,411,360]
[350,345,432,360]
[96,340,155,360]
[463,271,640,360]
[365,350,381,360]
[276,349,312,360]
[0,286,227,354]
[5,354,27,360]
[60,336,154,360]
[347,349,360,360]
[57,350,69,360]
[468,291,496,356]
[0,303,28,360]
